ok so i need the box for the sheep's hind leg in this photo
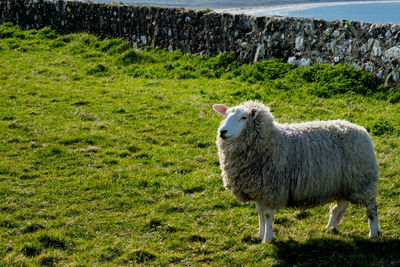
[255,202,265,241]
[326,200,349,232]
[366,201,381,238]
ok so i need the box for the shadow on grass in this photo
[272,238,400,266]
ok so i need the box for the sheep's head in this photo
[213,103,261,141]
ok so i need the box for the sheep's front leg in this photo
[263,208,274,242]
[366,201,381,238]
[256,202,274,242]
[255,202,265,240]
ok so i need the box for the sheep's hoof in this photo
[262,234,274,243]
[242,235,262,244]
[369,231,381,239]
[252,235,264,243]
[325,226,339,235]
[255,233,264,240]
[262,238,274,244]
[330,228,340,235]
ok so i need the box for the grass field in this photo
[1,22,400,266]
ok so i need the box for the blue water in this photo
[249,2,400,24]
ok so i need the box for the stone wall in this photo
[1,0,399,86]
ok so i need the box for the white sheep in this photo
[213,100,380,242]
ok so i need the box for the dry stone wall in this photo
[1,0,400,86]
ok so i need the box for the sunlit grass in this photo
[1,23,399,265]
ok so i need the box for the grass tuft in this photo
[22,223,46,234]
[369,118,396,136]
[37,251,63,267]
[189,234,207,242]
[38,235,70,250]
[21,244,41,257]
[129,249,157,263]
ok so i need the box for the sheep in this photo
[213,100,380,242]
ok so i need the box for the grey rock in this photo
[288,56,297,65]
[299,58,311,66]
[361,44,368,54]
[372,40,382,57]
[254,43,265,62]
[332,30,340,38]
[140,35,147,44]
[392,71,399,83]
[334,56,340,63]
[365,62,375,73]
[385,30,392,40]
[384,47,400,61]
[295,35,304,51]
[376,70,383,80]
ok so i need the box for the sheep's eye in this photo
[240,116,247,120]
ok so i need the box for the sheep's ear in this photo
[213,104,229,116]
[250,108,259,119]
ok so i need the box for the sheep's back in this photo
[277,120,378,207]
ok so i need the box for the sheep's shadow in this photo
[271,237,400,266]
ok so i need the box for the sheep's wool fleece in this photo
[216,101,378,209]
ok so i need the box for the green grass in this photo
[1,22,400,266]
